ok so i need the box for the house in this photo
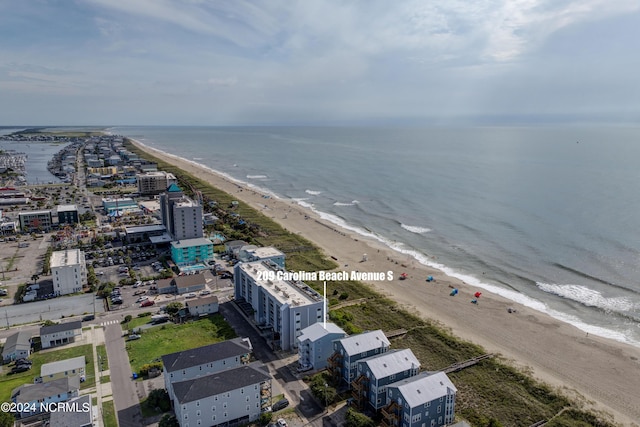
[38,356,85,383]
[233,260,324,351]
[174,274,207,295]
[162,337,253,402]
[48,394,93,427]
[352,348,420,411]
[328,330,390,387]
[381,372,457,427]
[10,376,80,418]
[51,249,87,295]
[155,278,175,294]
[172,362,271,427]
[297,322,346,371]
[224,240,248,256]
[186,295,219,317]
[40,321,82,349]
[170,238,214,266]
[2,330,32,363]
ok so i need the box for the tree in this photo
[345,408,374,427]
[165,302,183,316]
[158,414,179,427]
[31,274,39,284]
[0,410,15,427]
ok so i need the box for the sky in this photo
[1,0,640,126]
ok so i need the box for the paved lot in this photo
[1,292,102,326]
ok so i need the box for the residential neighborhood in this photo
[0,131,468,427]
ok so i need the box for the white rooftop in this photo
[51,249,85,268]
[41,356,85,377]
[57,204,78,212]
[298,322,346,343]
[361,348,420,380]
[171,238,213,249]
[239,260,323,306]
[337,330,390,356]
[392,371,457,408]
[248,247,285,258]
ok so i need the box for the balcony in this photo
[380,401,401,427]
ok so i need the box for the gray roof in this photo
[390,371,457,408]
[40,321,82,336]
[174,274,206,289]
[1,330,31,358]
[173,362,270,404]
[337,330,389,356]
[360,348,420,380]
[41,356,85,377]
[171,238,213,249]
[162,338,252,372]
[298,322,346,343]
[12,376,81,403]
[49,395,92,427]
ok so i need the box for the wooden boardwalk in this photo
[441,353,494,373]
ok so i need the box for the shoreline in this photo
[129,137,640,425]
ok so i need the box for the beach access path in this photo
[130,139,640,426]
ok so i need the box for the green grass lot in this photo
[126,314,236,374]
[96,344,109,372]
[126,138,616,426]
[125,313,154,330]
[102,400,117,427]
[0,344,95,403]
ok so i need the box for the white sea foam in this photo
[333,200,359,206]
[193,157,204,160]
[246,174,268,179]
[292,201,639,347]
[305,189,323,195]
[401,224,432,234]
[537,283,635,312]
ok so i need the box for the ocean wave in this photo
[537,282,635,312]
[193,157,204,160]
[126,137,282,200]
[305,189,322,195]
[334,200,360,206]
[401,224,432,234]
[246,174,268,179]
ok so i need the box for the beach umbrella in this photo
[471,298,478,304]
[450,289,458,296]
[400,273,408,280]
[474,292,482,298]
[426,275,434,282]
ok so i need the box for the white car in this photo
[277,418,287,427]
[185,293,197,298]
[199,290,211,296]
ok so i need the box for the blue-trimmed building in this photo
[381,372,457,427]
[170,237,214,266]
[351,349,420,411]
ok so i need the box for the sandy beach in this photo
[131,139,640,426]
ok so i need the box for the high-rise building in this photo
[160,183,203,240]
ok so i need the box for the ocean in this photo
[110,125,640,347]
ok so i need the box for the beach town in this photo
[0,129,638,427]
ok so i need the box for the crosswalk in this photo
[101,320,120,327]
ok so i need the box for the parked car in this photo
[128,334,141,341]
[273,399,289,412]
[199,290,211,296]
[112,299,123,305]
[136,296,148,303]
[15,358,32,366]
[140,300,155,308]
[185,293,197,298]
[11,365,31,374]
[276,418,288,427]
[0,289,8,296]
[82,314,95,321]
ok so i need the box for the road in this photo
[219,303,324,422]
[104,321,145,427]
